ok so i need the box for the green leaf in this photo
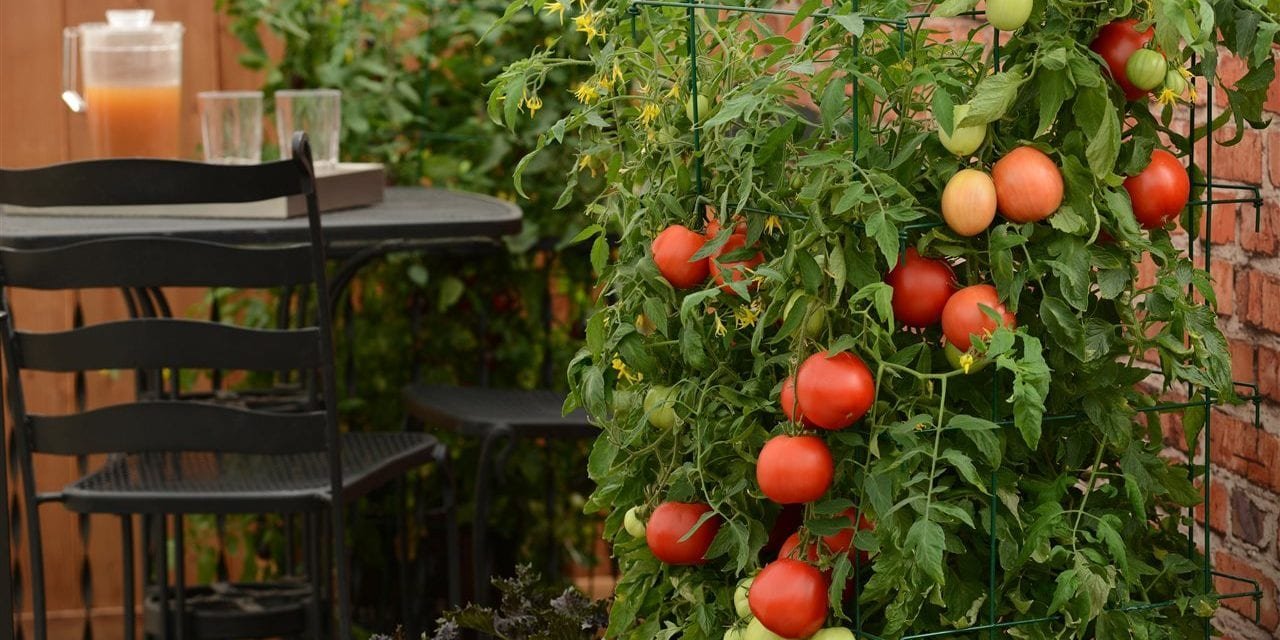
[932,0,979,18]
[1034,69,1070,137]
[1079,88,1121,177]
[1039,297,1085,360]
[961,65,1028,126]
[949,414,1002,466]
[833,14,865,38]
[905,519,946,585]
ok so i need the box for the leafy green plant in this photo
[208,0,603,612]
[413,564,609,639]
[490,0,1279,637]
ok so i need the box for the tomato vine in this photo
[493,0,1279,638]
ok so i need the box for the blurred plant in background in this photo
[204,0,602,628]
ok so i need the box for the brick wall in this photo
[1172,51,1280,640]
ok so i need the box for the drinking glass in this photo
[275,89,341,171]
[198,91,263,164]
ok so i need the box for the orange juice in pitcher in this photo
[63,10,184,158]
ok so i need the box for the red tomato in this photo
[778,531,820,563]
[779,375,816,428]
[757,435,834,504]
[794,352,875,431]
[1091,18,1156,101]
[705,207,748,237]
[992,146,1064,223]
[821,508,874,567]
[884,248,958,328]
[710,234,764,294]
[1123,149,1191,229]
[651,225,709,289]
[941,284,1017,352]
[645,501,722,565]
[749,559,829,639]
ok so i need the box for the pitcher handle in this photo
[62,27,87,112]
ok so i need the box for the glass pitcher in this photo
[63,9,184,158]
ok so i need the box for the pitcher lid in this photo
[77,8,184,38]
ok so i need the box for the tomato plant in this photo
[1126,48,1167,91]
[794,352,875,431]
[884,248,958,328]
[711,233,765,294]
[985,0,1033,31]
[646,501,722,565]
[941,168,997,236]
[936,104,987,156]
[749,559,830,638]
[757,435,834,503]
[493,0,1280,636]
[1091,18,1156,100]
[1124,149,1191,229]
[652,224,709,289]
[992,146,1063,223]
[941,284,1017,352]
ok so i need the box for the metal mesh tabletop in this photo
[402,384,595,439]
[62,432,439,514]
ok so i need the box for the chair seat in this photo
[402,384,594,439]
[62,432,440,515]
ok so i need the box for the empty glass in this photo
[275,89,341,171]
[198,91,263,164]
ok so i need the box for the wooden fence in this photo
[1,1,270,637]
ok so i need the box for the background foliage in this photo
[491,0,1280,638]
[211,0,600,625]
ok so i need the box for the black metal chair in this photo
[401,243,595,604]
[0,133,448,640]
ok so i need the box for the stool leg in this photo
[174,515,185,640]
[122,516,135,640]
[471,425,513,606]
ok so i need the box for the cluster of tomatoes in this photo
[651,214,763,293]
[1090,18,1193,229]
[629,11,1194,640]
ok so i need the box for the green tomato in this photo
[985,0,1032,31]
[686,94,714,122]
[810,629,857,640]
[743,618,788,640]
[944,341,989,374]
[937,104,987,156]
[785,296,827,339]
[623,506,647,538]
[734,576,754,619]
[724,628,746,640]
[1163,68,1189,97]
[1126,49,1167,91]
[644,385,678,429]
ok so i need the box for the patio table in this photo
[0,185,521,636]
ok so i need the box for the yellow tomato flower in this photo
[959,352,975,374]
[1157,88,1179,107]
[666,83,682,99]
[613,62,624,84]
[611,356,643,384]
[523,94,544,116]
[639,103,661,126]
[573,82,601,104]
[713,313,728,337]
[734,299,762,329]
[544,0,568,22]
[764,215,782,235]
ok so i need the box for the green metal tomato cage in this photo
[624,1,1267,637]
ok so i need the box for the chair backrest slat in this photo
[15,319,323,372]
[0,158,307,207]
[0,239,314,290]
[29,402,327,455]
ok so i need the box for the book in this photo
[0,163,386,219]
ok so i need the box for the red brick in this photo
[1230,491,1270,546]
[1214,550,1280,631]
[1247,431,1280,493]
[1240,199,1279,255]
[1162,411,1188,452]
[1241,270,1280,332]
[1137,254,1158,289]
[1270,130,1280,186]
[1229,338,1255,383]
[1195,127,1263,185]
[1215,53,1249,109]
[1211,411,1259,475]
[1195,478,1230,535]
[1260,346,1280,404]
[1199,201,1238,244]
[1211,260,1236,316]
